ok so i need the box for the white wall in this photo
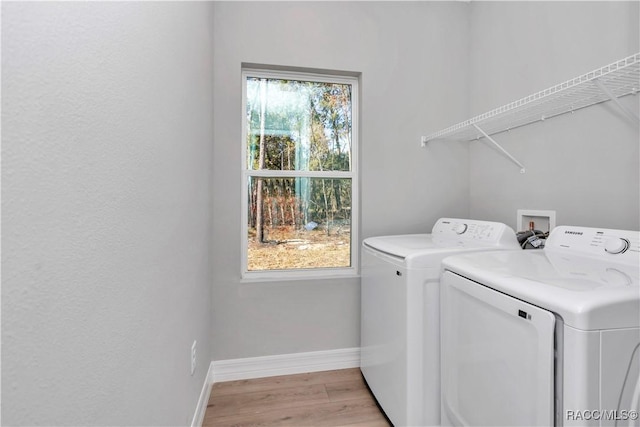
[211,1,470,360]
[2,2,213,425]
[468,1,639,231]
[8,3,633,424]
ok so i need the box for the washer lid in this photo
[442,249,640,330]
[362,234,438,258]
[363,234,518,269]
[362,218,519,258]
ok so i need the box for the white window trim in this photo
[240,68,359,281]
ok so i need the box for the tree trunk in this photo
[321,179,330,236]
[255,78,267,243]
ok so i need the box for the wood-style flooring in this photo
[203,368,392,427]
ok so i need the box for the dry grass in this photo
[248,226,351,271]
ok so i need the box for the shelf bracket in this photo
[472,124,526,173]
[593,78,640,122]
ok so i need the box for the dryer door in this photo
[441,271,555,426]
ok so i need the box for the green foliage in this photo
[246,78,352,172]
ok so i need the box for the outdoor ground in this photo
[248,226,350,271]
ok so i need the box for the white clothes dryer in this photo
[440,225,640,427]
[360,218,520,427]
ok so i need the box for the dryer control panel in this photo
[432,218,520,248]
[545,225,640,264]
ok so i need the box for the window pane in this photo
[247,177,351,271]
[246,78,352,172]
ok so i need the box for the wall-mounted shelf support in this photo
[472,124,526,173]
[592,78,640,122]
[421,53,639,172]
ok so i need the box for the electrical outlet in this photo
[191,340,197,376]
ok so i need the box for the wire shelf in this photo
[424,53,640,142]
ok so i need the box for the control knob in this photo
[454,224,468,235]
[604,237,630,255]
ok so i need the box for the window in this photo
[241,68,359,280]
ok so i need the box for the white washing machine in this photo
[440,225,640,427]
[360,218,520,427]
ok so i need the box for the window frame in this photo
[240,67,359,281]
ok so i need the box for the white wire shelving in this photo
[422,53,640,173]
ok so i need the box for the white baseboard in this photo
[211,347,361,383]
[191,361,215,427]
[190,347,360,426]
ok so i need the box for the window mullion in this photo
[245,170,353,179]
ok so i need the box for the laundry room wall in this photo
[211,1,470,361]
[2,2,213,425]
[467,1,640,231]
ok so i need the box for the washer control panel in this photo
[454,223,468,235]
[431,218,519,247]
[546,225,639,263]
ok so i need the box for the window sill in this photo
[240,269,359,283]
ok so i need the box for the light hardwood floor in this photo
[203,368,392,427]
